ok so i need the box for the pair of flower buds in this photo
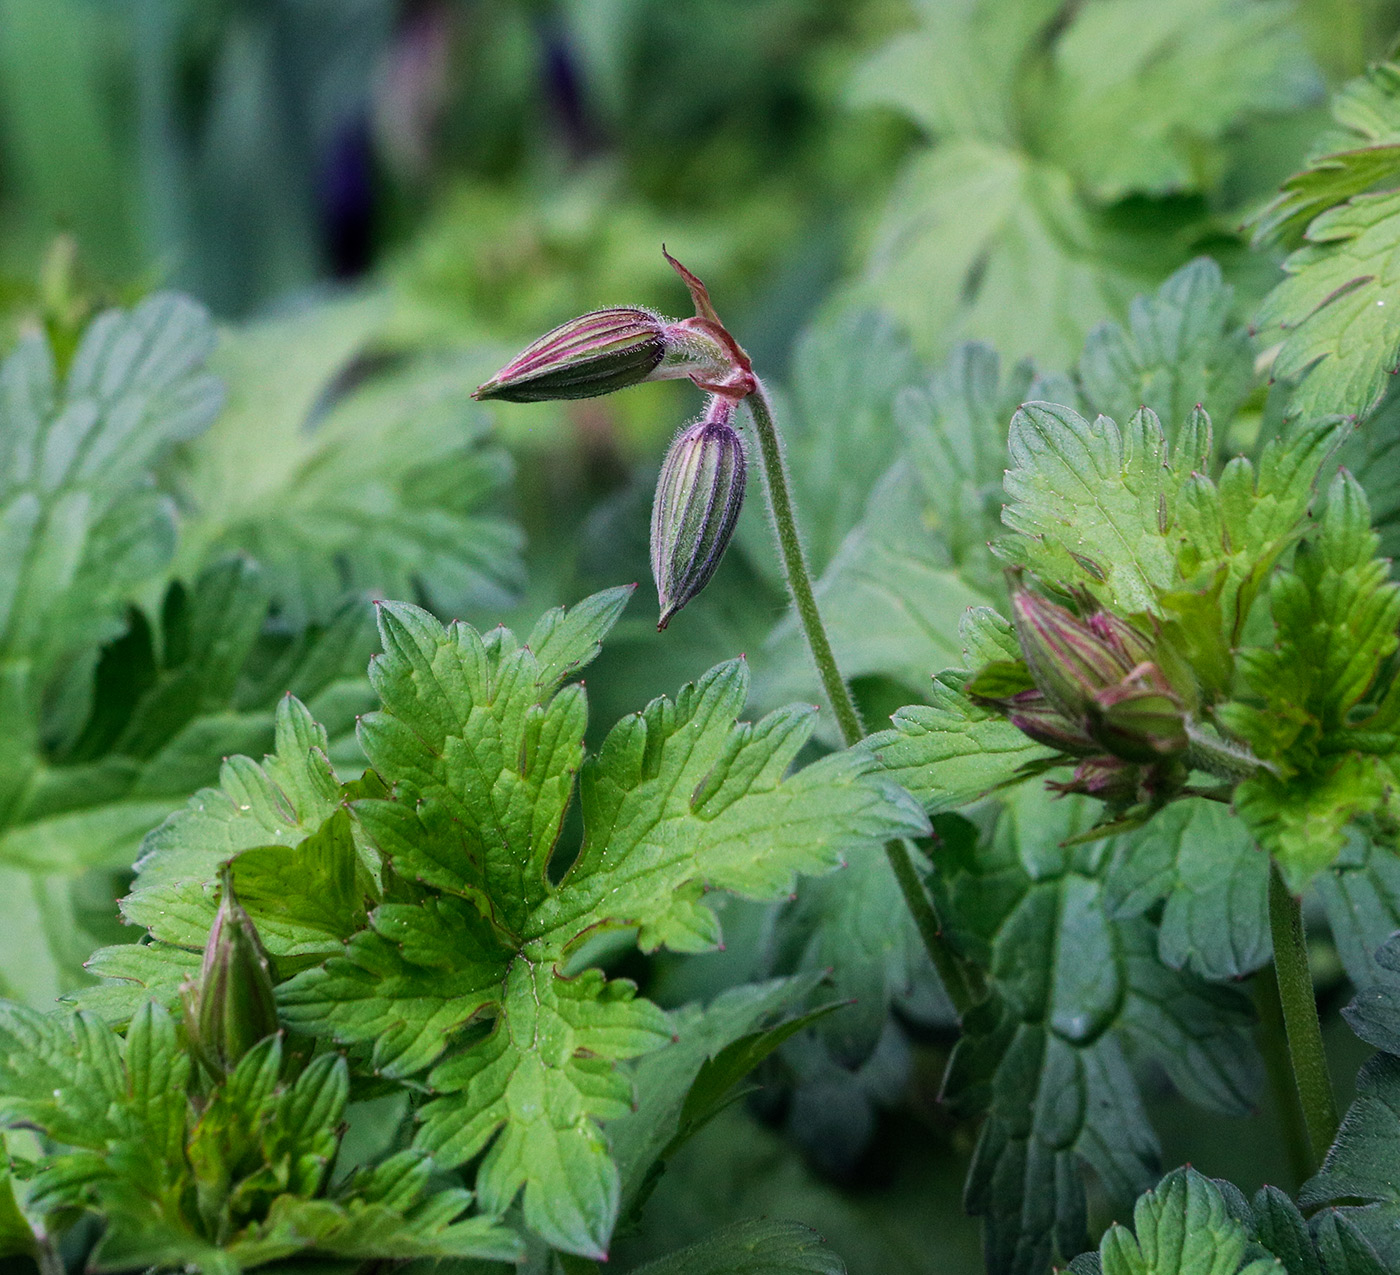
[474,254,755,629]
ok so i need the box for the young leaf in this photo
[1000,399,1340,642]
[134,692,346,890]
[0,1002,519,1271]
[1225,473,1400,889]
[1086,1167,1277,1275]
[129,588,925,1258]
[627,1218,845,1275]
[999,401,1180,613]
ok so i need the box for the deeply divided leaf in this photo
[118,588,926,1258]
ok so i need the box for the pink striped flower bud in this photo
[651,397,747,630]
[474,308,671,402]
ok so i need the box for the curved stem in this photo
[745,383,975,1018]
[1267,863,1339,1169]
[745,383,864,746]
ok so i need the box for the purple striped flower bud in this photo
[651,397,747,630]
[1007,587,1188,762]
[474,307,670,402]
[1087,609,1156,670]
[999,688,1099,755]
[1011,589,1131,720]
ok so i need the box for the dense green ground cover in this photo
[3,3,1400,1273]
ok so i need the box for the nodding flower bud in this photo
[182,866,279,1079]
[474,308,670,402]
[474,251,757,404]
[651,397,747,630]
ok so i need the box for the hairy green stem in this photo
[745,384,975,1018]
[745,384,865,746]
[1184,722,1275,784]
[1253,960,1314,1188]
[1267,863,1339,1168]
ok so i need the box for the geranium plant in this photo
[3,34,1400,1275]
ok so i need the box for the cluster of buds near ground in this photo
[969,586,1194,817]
[476,251,758,630]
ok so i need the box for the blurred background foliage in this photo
[3,1,1400,1272]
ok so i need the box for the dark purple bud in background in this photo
[651,396,747,630]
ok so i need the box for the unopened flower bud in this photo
[182,867,278,1079]
[1011,589,1129,719]
[1005,587,1189,763]
[474,308,669,402]
[1087,610,1156,669]
[651,397,747,630]
[999,688,1099,754]
[1088,677,1188,763]
[1047,756,1141,802]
